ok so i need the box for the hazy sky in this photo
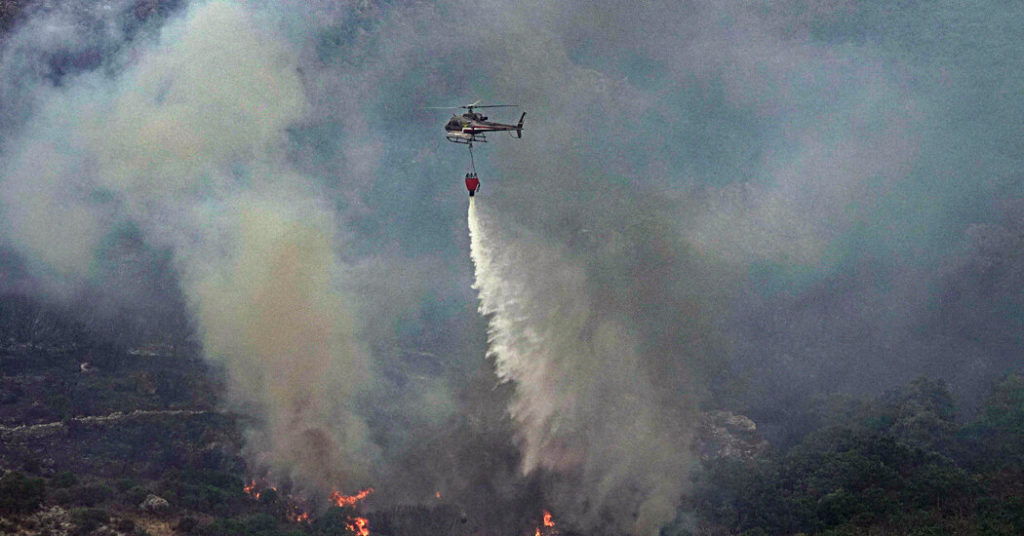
[1,1,1022,534]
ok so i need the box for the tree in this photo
[963,373,1024,469]
[878,377,957,453]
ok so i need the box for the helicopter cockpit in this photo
[445,117,461,131]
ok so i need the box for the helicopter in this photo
[427,101,525,197]
[429,101,526,145]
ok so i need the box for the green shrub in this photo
[126,485,152,506]
[114,517,135,532]
[200,517,246,536]
[52,471,78,488]
[177,483,232,513]
[74,483,114,506]
[258,487,280,505]
[70,507,109,535]
[160,469,245,514]
[49,488,74,505]
[21,458,41,474]
[313,507,356,535]
[116,478,138,492]
[176,516,199,534]
[199,513,308,536]
[0,471,45,513]
[245,513,278,532]
[180,469,243,492]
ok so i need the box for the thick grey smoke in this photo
[1,0,376,494]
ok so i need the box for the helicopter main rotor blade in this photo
[461,104,518,109]
[422,102,519,110]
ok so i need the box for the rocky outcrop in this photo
[696,410,770,462]
[139,494,170,513]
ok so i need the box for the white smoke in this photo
[469,199,693,535]
[0,0,377,493]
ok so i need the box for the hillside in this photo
[0,292,475,536]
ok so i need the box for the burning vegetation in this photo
[329,487,375,508]
[534,509,557,536]
[347,516,370,536]
[243,479,375,532]
[243,479,275,501]
[239,476,569,536]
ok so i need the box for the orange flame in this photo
[330,487,375,507]
[534,509,555,536]
[291,511,311,524]
[435,491,442,499]
[244,480,276,501]
[346,516,370,536]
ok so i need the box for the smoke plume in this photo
[1,0,376,493]
[469,198,695,535]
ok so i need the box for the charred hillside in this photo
[0,292,514,536]
[0,279,524,535]
[0,290,245,534]
[0,292,444,536]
